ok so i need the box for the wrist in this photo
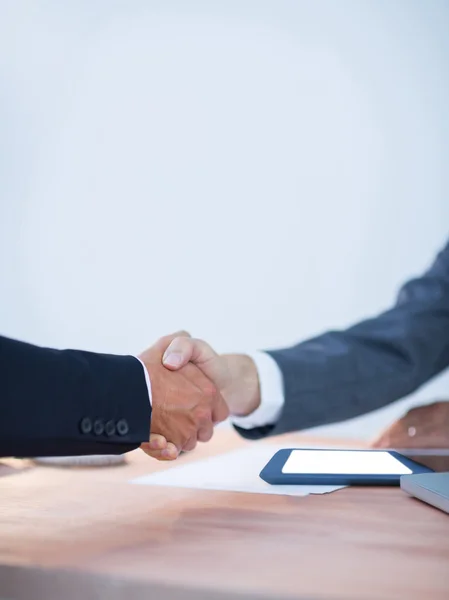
[221,354,261,417]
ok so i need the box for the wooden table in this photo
[1,429,448,600]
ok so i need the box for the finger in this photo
[198,423,214,443]
[155,330,192,352]
[160,442,180,459]
[146,433,168,451]
[162,337,215,369]
[370,435,390,449]
[141,442,179,461]
[182,437,198,452]
[371,426,424,449]
[142,450,176,461]
[212,393,230,424]
[162,338,229,389]
[138,332,192,364]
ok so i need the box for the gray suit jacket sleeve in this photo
[235,240,449,440]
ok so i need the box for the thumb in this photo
[138,331,191,363]
[153,330,191,351]
[162,337,229,391]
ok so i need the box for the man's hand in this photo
[139,333,229,460]
[162,337,261,417]
[141,336,261,460]
[371,401,449,449]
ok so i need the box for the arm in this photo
[0,332,229,459]
[0,336,151,458]
[242,239,449,438]
[159,240,449,442]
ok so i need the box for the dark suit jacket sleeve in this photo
[236,240,449,440]
[0,336,151,458]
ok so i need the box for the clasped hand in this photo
[138,331,260,461]
[138,332,229,461]
[139,332,449,462]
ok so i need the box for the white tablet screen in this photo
[282,450,412,475]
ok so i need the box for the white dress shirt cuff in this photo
[134,356,152,407]
[231,351,285,430]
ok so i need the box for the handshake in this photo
[138,332,261,461]
[138,331,449,461]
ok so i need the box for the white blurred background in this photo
[1,0,448,440]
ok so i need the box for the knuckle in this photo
[195,406,212,424]
[183,437,197,451]
[199,427,213,443]
[203,382,218,399]
[173,330,191,339]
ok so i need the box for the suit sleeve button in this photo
[105,420,116,436]
[80,417,92,435]
[116,419,129,436]
[93,419,105,435]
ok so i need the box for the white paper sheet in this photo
[132,443,344,496]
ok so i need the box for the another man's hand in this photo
[139,333,229,460]
[142,336,261,460]
[371,401,449,449]
[162,337,261,417]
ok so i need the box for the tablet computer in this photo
[259,448,433,486]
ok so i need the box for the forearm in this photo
[268,284,449,435]
[236,241,449,438]
[0,336,151,457]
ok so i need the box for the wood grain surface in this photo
[1,429,448,600]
